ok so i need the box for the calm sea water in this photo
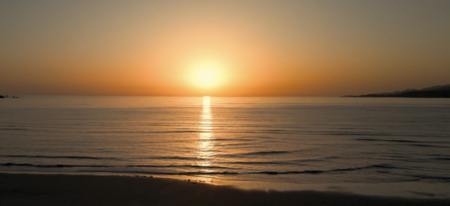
[1,96,449,188]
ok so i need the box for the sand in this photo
[0,173,449,206]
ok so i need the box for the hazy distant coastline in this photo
[0,95,18,99]
[345,84,450,98]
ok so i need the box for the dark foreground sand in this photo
[0,173,449,206]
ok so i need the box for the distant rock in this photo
[0,95,5,98]
[345,84,450,98]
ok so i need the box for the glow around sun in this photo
[190,62,225,89]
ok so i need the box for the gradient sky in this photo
[1,0,449,96]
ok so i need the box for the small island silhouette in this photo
[345,84,450,98]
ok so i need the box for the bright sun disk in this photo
[191,63,224,89]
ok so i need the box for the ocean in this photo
[1,96,449,196]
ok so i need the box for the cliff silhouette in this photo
[345,84,450,98]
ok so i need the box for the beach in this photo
[1,173,449,206]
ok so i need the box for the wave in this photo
[138,156,211,161]
[2,153,328,163]
[83,164,399,176]
[229,150,292,156]
[220,156,339,165]
[68,130,202,134]
[355,138,421,143]
[0,129,203,134]
[81,170,241,176]
[411,175,450,181]
[214,138,255,142]
[355,138,449,148]
[330,132,389,137]
[255,164,397,175]
[0,155,119,160]
[0,162,230,170]
[6,163,435,180]
[127,165,229,169]
[0,163,112,168]
[432,157,450,161]
[140,151,298,161]
[222,161,297,165]
[258,170,322,175]
[331,132,447,138]
[0,128,28,131]
[410,144,448,148]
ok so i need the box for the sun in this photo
[195,69,218,87]
[190,62,224,89]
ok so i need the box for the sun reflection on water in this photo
[196,96,215,182]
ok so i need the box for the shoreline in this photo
[1,173,449,206]
[1,170,449,199]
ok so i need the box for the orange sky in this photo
[1,1,449,96]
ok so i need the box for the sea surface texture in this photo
[1,97,449,188]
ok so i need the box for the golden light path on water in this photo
[196,96,215,182]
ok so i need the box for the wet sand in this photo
[0,173,449,206]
